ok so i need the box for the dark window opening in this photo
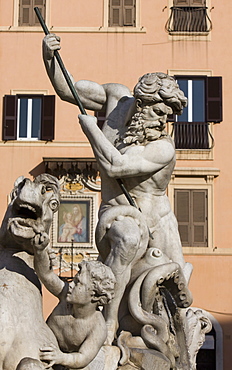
[169,76,222,149]
[94,109,106,130]
[197,327,216,370]
[2,94,55,141]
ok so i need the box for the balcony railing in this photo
[165,7,212,33]
[171,122,214,149]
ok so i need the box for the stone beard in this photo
[116,111,167,147]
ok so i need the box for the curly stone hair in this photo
[84,260,116,306]
[133,72,187,115]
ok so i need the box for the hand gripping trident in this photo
[34,7,154,238]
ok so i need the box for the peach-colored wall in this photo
[0,0,232,367]
[50,0,103,28]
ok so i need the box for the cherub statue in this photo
[33,239,116,369]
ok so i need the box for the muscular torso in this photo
[99,95,176,224]
[47,301,104,354]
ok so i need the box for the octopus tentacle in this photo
[96,205,149,261]
[141,262,193,313]
[128,262,193,368]
[128,268,176,367]
[128,268,169,345]
[141,325,176,368]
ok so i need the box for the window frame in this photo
[195,309,223,370]
[168,167,219,254]
[104,0,141,30]
[108,0,136,27]
[174,188,208,247]
[17,95,43,140]
[13,0,50,29]
[171,75,222,151]
[18,0,46,27]
[2,93,55,142]
[166,70,222,158]
[173,75,222,124]
[166,0,212,39]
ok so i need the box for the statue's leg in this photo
[149,212,193,283]
[103,216,144,344]
[16,357,47,370]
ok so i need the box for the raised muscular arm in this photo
[78,115,175,178]
[42,34,106,109]
[42,34,131,111]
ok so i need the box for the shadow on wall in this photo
[29,162,45,178]
[196,310,223,370]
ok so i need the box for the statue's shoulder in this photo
[102,83,132,100]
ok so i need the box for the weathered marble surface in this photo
[40,33,212,369]
[0,175,60,369]
[0,33,212,369]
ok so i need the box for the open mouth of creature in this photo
[8,200,43,240]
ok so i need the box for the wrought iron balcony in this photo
[171,122,214,149]
[165,7,212,33]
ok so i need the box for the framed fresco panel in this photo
[51,193,98,251]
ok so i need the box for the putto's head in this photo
[85,260,116,305]
[133,72,187,115]
[66,260,116,307]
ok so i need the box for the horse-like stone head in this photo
[0,174,60,254]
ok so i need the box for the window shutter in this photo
[189,0,206,6]
[2,95,18,141]
[175,189,208,247]
[192,190,207,246]
[109,0,123,26]
[41,95,55,141]
[206,77,222,123]
[33,0,46,26]
[175,190,191,245]
[174,0,191,7]
[19,0,45,26]
[174,0,205,6]
[123,0,135,26]
[19,0,32,26]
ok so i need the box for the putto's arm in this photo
[33,235,67,299]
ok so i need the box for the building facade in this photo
[0,1,231,368]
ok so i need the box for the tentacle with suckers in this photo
[128,262,193,368]
[128,268,175,367]
[141,262,193,313]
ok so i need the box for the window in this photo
[169,76,222,149]
[109,0,136,27]
[19,0,46,26]
[2,95,55,141]
[94,110,106,130]
[168,168,219,252]
[197,327,216,370]
[166,0,212,33]
[174,189,208,247]
[196,311,223,370]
